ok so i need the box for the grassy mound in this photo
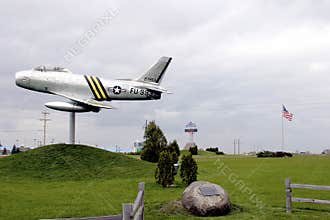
[0,144,154,180]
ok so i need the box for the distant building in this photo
[0,145,31,156]
[299,151,311,155]
[322,149,330,155]
[133,140,144,153]
[0,146,11,156]
[246,151,257,156]
[19,146,31,152]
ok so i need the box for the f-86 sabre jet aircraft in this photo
[15,57,172,112]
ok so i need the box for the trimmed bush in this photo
[165,140,180,163]
[180,153,198,185]
[206,147,225,155]
[155,151,176,187]
[205,147,219,153]
[189,146,198,155]
[257,151,293,158]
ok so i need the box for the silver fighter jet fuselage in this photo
[15,57,172,112]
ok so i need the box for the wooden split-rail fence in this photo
[285,177,330,213]
[122,182,145,220]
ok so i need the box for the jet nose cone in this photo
[15,70,31,88]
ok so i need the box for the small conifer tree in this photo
[141,121,167,162]
[189,145,198,155]
[11,145,17,154]
[165,140,180,163]
[180,153,198,185]
[155,151,176,187]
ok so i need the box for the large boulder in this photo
[182,181,230,216]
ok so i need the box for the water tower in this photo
[184,121,198,150]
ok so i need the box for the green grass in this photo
[0,144,154,180]
[0,145,330,219]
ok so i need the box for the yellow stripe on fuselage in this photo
[92,76,107,100]
[86,76,101,100]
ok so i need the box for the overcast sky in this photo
[1,0,330,153]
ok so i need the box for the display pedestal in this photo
[184,142,197,150]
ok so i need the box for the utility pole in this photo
[238,139,240,155]
[143,120,148,141]
[144,120,148,134]
[234,139,236,155]
[116,145,121,153]
[40,111,51,146]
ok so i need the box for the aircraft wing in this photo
[51,91,115,109]
[85,99,115,109]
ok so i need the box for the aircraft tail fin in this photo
[137,56,172,84]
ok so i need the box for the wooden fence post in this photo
[138,182,145,220]
[123,203,133,220]
[286,177,292,213]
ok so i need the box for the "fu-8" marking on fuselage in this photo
[130,88,149,96]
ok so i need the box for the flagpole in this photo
[282,109,284,150]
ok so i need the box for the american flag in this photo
[282,105,293,121]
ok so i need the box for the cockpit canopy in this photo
[33,66,72,73]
